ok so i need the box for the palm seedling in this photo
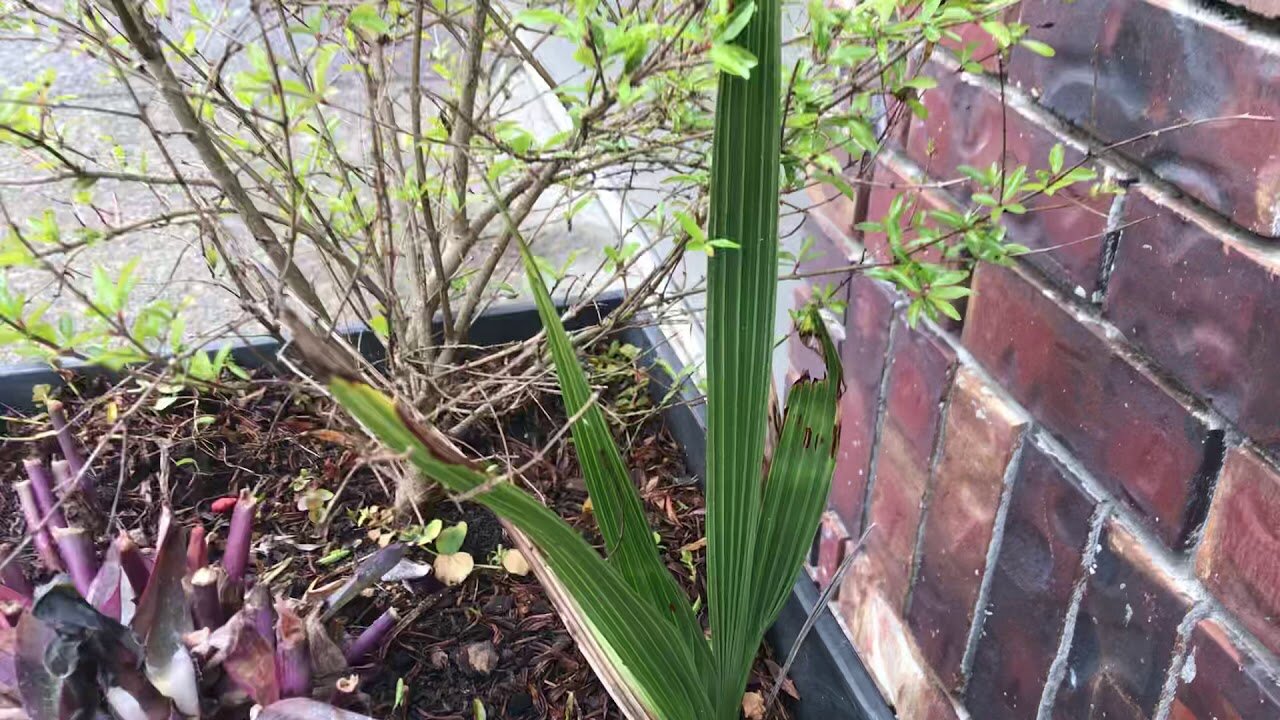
[319,0,841,716]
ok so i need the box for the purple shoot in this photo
[51,526,98,596]
[116,531,150,594]
[13,480,62,571]
[343,608,398,665]
[245,584,276,651]
[224,489,257,587]
[191,566,225,630]
[22,459,66,530]
[46,400,95,496]
[275,599,312,699]
[0,545,33,599]
[187,525,208,574]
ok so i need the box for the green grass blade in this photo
[513,237,711,674]
[752,322,841,632]
[329,379,710,720]
[705,0,783,709]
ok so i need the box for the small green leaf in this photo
[347,3,390,35]
[709,42,757,78]
[1020,39,1056,57]
[319,548,352,566]
[436,522,468,555]
[718,0,756,42]
[1048,143,1065,174]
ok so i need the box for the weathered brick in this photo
[815,512,849,591]
[966,441,1096,720]
[838,579,961,720]
[1009,0,1280,236]
[906,68,1110,296]
[1051,521,1192,719]
[863,321,957,610]
[1169,618,1280,720]
[907,367,1028,690]
[963,263,1222,548]
[1196,447,1280,657]
[1104,195,1280,453]
[830,275,897,531]
[861,163,955,266]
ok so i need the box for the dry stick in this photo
[410,0,454,351]
[764,524,874,712]
[105,0,330,323]
[446,0,492,242]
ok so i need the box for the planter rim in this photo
[0,295,891,720]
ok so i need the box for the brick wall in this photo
[802,0,1280,717]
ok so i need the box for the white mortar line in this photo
[1036,499,1111,720]
[856,301,904,534]
[957,426,1029,694]
[1152,601,1213,720]
[904,362,960,614]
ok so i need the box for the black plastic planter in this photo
[0,298,892,720]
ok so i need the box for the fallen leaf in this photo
[305,429,358,448]
[381,559,432,582]
[741,691,765,720]
[500,550,530,577]
[433,553,474,586]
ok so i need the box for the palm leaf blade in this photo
[514,239,710,673]
[328,380,710,720]
[705,0,784,710]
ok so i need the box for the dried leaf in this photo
[86,542,122,620]
[220,611,279,706]
[305,612,347,681]
[433,553,474,586]
[500,550,530,577]
[741,691,766,720]
[379,559,432,582]
[131,523,199,716]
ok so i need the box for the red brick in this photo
[1104,195,1280,453]
[963,263,1222,548]
[965,441,1097,720]
[1169,618,1280,720]
[815,512,849,591]
[830,275,897,531]
[1196,447,1280,657]
[861,163,955,266]
[862,321,957,610]
[1051,521,1192,719]
[837,580,962,720]
[907,367,1028,690]
[904,68,1110,295]
[1009,0,1280,236]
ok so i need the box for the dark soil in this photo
[0,353,796,720]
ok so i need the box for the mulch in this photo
[0,355,795,719]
